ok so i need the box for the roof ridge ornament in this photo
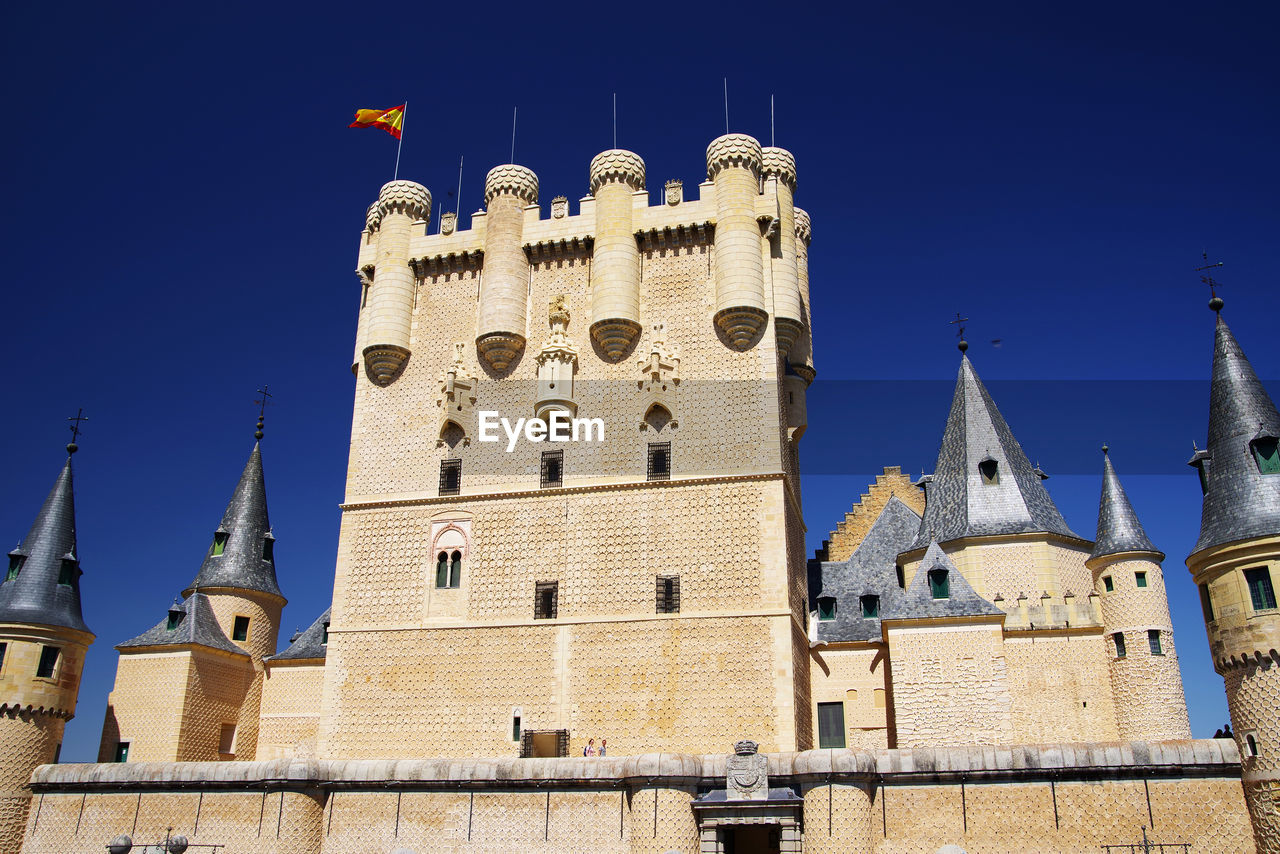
[949,312,969,353]
[1197,252,1225,313]
[66,407,87,456]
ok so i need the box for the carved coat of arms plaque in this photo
[726,740,768,801]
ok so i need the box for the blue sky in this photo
[1,2,1276,761]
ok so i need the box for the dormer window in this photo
[322,621,330,644]
[978,458,999,485]
[262,536,275,561]
[817,596,836,621]
[166,607,184,631]
[211,532,228,556]
[895,564,905,589]
[1252,436,1280,475]
[860,595,880,618]
[928,569,950,599]
[57,560,76,586]
[6,554,24,582]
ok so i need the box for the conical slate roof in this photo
[0,457,92,634]
[1191,313,1280,555]
[117,592,245,656]
[183,443,283,600]
[909,356,1081,550]
[1091,450,1161,561]
[882,541,1003,620]
[270,608,330,661]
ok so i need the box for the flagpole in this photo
[394,101,407,181]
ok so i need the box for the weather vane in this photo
[253,386,273,440]
[66,408,88,455]
[1196,252,1224,312]
[949,312,970,352]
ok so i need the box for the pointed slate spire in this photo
[0,456,92,634]
[910,356,1080,550]
[269,607,331,662]
[882,541,1003,620]
[183,443,284,600]
[1091,448,1161,560]
[1191,313,1280,555]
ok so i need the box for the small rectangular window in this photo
[0,642,6,672]
[211,532,228,556]
[6,554,24,581]
[817,702,846,749]
[978,458,1000,485]
[656,575,680,614]
[57,560,75,586]
[1245,568,1277,611]
[534,581,558,620]
[1113,632,1127,659]
[817,597,836,621]
[1148,629,1163,655]
[895,565,905,589]
[36,646,59,679]
[262,537,274,561]
[218,723,237,756]
[1135,571,1148,588]
[166,611,182,631]
[860,595,880,618]
[512,715,522,743]
[114,741,130,763]
[541,450,563,488]
[1103,575,1114,593]
[647,442,671,481]
[929,569,950,600]
[232,615,250,642]
[439,459,462,496]
[322,621,329,644]
[1199,584,1215,622]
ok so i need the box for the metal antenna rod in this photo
[510,107,517,163]
[455,156,464,217]
[613,92,617,150]
[771,94,775,147]
[723,78,729,134]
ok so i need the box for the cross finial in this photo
[66,407,88,455]
[1196,252,1225,312]
[253,386,273,440]
[949,312,970,353]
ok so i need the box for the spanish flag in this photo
[349,105,405,139]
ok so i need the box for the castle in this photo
[2,133,1277,853]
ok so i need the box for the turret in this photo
[587,149,645,360]
[363,180,432,385]
[0,444,94,852]
[706,134,768,349]
[1185,300,1280,851]
[350,201,378,375]
[1086,448,1190,741]
[792,208,815,381]
[761,146,803,358]
[476,164,539,372]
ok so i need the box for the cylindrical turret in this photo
[706,134,767,350]
[351,267,373,376]
[477,164,538,372]
[792,207,815,382]
[363,180,431,385]
[761,147,802,359]
[588,149,645,361]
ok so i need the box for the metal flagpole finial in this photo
[254,386,273,440]
[1195,251,1225,312]
[66,407,88,455]
[949,313,970,353]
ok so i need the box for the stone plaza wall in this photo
[21,740,1254,853]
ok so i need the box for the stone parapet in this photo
[588,149,646,194]
[376,180,432,222]
[483,164,539,206]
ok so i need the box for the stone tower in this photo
[1086,448,1191,740]
[100,441,285,763]
[321,133,815,760]
[1186,304,1280,852]
[0,446,94,852]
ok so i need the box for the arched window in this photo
[441,421,466,451]
[928,569,950,599]
[449,550,462,588]
[644,404,672,433]
[978,458,999,485]
[1252,435,1280,475]
[436,552,449,588]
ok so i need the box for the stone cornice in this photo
[410,251,484,278]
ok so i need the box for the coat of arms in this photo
[726,740,768,800]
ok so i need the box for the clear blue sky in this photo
[1,2,1276,761]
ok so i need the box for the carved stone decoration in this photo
[535,295,579,420]
[725,740,768,801]
[438,342,478,446]
[637,322,680,395]
[363,345,410,387]
[440,211,457,235]
[365,201,382,233]
[550,196,568,219]
[665,179,683,205]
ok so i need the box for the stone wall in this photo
[257,662,324,760]
[20,741,1254,853]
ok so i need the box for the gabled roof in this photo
[815,497,921,642]
[1091,449,1160,561]
[117,592,246,656]
[882,541,1003,621]
[183,443,284,600]
[910,356,1081,550]
[270,608,330,662]
[0,457,92,635]
[1191,313,1280,555]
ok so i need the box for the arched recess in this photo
[439,420,467,450]
[640,401,677,434]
